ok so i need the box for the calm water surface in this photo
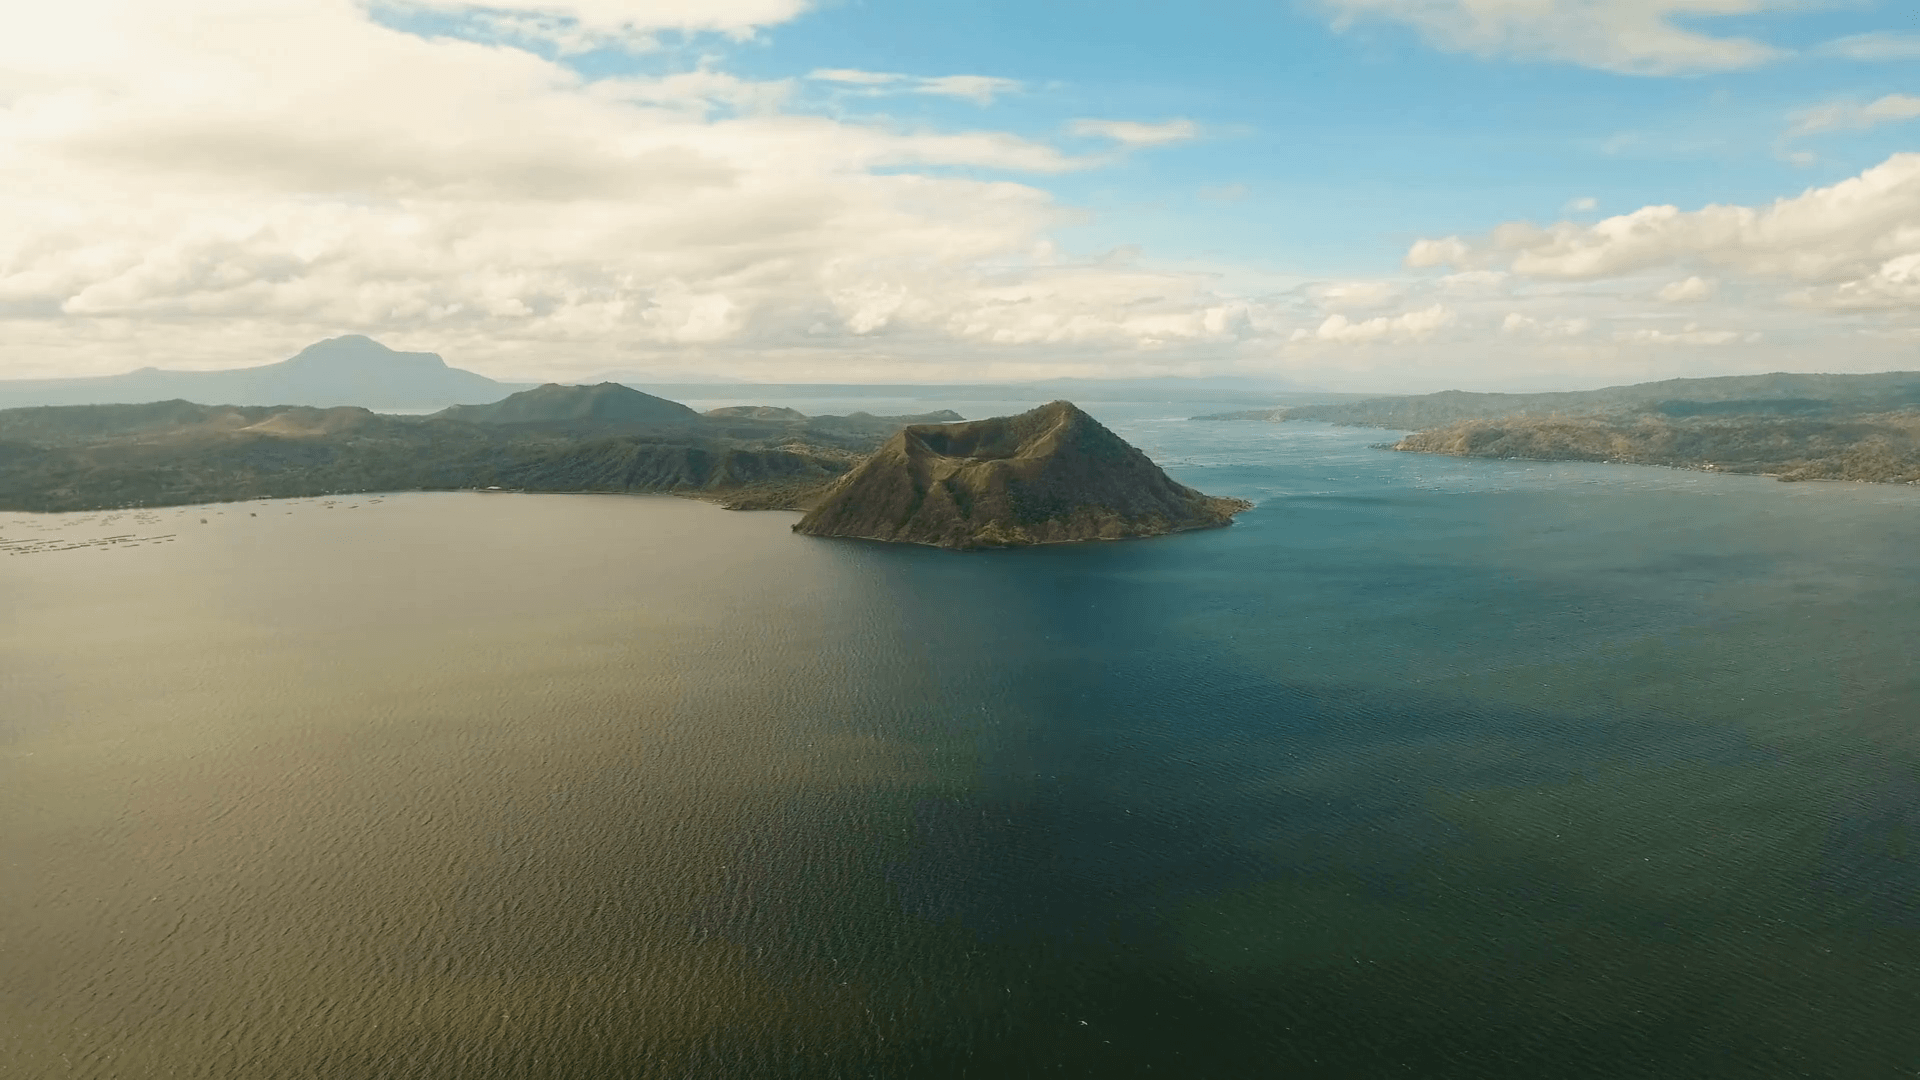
[4,412,1918,1078]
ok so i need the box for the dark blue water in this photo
[5,411,1918,1078]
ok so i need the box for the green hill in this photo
[436,383,700,426]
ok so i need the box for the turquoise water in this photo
[4,412,1918,1077]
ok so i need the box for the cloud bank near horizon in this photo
[0,0,1915,391]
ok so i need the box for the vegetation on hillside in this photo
[0,391,965,513]
[1391,412,1920,482]
[1198,370,1920,484]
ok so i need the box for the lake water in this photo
[5,408,1919,1078]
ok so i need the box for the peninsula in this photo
[1199,371,1920,484]
[793,401,1251,549]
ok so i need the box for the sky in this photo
[1,0,1916,391]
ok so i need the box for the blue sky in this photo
[4,0,1918,389]
[670,0,1919,276]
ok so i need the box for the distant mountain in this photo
[794,401,1250,550]
[0,336,520,411]
[705,405,808,420]
[437,382,699,426]
[805,410,966,427]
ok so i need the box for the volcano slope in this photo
[792,401,1251,550]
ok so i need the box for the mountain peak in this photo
[795,400,1250,549]
[284,336,449,371]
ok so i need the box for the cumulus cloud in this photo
[1787,94,1920,138]
[8,1,1905,388]
[1401,153,1920,313]
[1614,323,1754,345]
[1502,312,1591,337]
[1566,195,1598,212]
[1405,235,1472,269]
[1312,280,1403,311]
[1293,305,1455,344]
[1792,252,1920,311]
[0,0,1266,379]
[1319,0,1791,75]
[1066,118,1199,146]
[1656,275,1715,302]
[1437,269,1509,293]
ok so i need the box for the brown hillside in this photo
[793,401,1250,550]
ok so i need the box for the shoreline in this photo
[1386,445,1920,486]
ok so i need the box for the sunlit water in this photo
[4,409,1918,1078]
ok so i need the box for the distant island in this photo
[794,401,1250,549]
[439,382,701,426]
[0,382,965,513]
[1199,371,1920,484]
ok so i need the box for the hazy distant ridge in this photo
[1199,371,1920,428]
[0,336,521,411]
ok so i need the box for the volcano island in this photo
[793,401,1251,550]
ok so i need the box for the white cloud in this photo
[1066,118,1198,146]
[1312,280,1402,311]
[1405,235,1472,268]
[1787,94,1920,137]
[1566,195,1598,212]
[4,2,1910,389]
[1857,324,1920,342]
[913,75,1022,105]
[1818,32,1920,62]
[1614,323,1753,345]
[1502,312,1591,337]
[1293,304,1455,344]
[1437,269,1508,293]
[807,69,1022,105]
[808,68,901,86]
[1319,0,1790,75]
[389,0,814,51]
[590,69,794,113]
[1656,275,1715,302]
[0,0,1269,380]
[1792,252,1920,311]
[1402,153,1920,313]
